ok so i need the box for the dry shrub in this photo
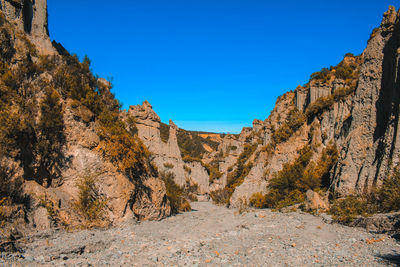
[210,189,230,206]
[182,180,199,201]
[374,170,400,212]
[329,195,369,223]
[249,192,266,209]
[237,198,249,214]
[163,163,174,169]
[74,173,107,225]
[183,165,191,174]
[160,171,191,213]
[329,168,400,224]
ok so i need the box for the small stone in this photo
[291,243,296,247]
[24,255,34,262]
[60,254,68,260]
[36,255,45,262]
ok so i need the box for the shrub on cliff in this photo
[271,109,305,145]
[74,173,107,225]
[253,144,338,210]
[205,160,223,184]
[163,163,174,169]
[36,87,65,185]
[225,144,257,198]
[305,86,356,123]
[160,122,169,143]
[176,129,220,159]
[160,171,191,213]
[310,68,331,84]
[305,96,334,122]
[249,192,266,208]
[96,111,154,180]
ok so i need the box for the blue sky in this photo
[48,1,398,133]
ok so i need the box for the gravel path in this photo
[2,202,400,266]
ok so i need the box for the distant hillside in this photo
[160,122,221,160]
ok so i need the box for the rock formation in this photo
[0,0,54,54]
[1,0,400,241]
[199,6,400,208]
[332,6,400,195]
[127,101,211,199]
[0,2,170,238]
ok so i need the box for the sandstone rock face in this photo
[20,100,171,229]
[209,8,400,207]
[0,9,171,234]
[332,7,400,195]
[0,0,54,54]
[295,85,309,112]
[309,82,331,103]
[128,101,211,196]
[230,162,267,208]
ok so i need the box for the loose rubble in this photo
[2,202,399,266]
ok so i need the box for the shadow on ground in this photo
[377,254,400,265]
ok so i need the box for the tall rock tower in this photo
[0,0,55,54]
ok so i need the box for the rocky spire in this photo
[0,0,54,54]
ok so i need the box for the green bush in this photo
[38,55,58,72]
[227,145,237,152]
[205,160,223,184]
[182,180,199,202]
[182,155,203,163]
[305,96,334,121]
[329,168,400,224]
[125,116,138,136]
[334,65,354,80]
[306,86,356,122]
[332,86,356,102]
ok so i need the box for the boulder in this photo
[303,190,329,211]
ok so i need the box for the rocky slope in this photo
[0,0,170,239]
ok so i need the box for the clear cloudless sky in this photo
[48,0,398,133]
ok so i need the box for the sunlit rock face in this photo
[0,0,54,54]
